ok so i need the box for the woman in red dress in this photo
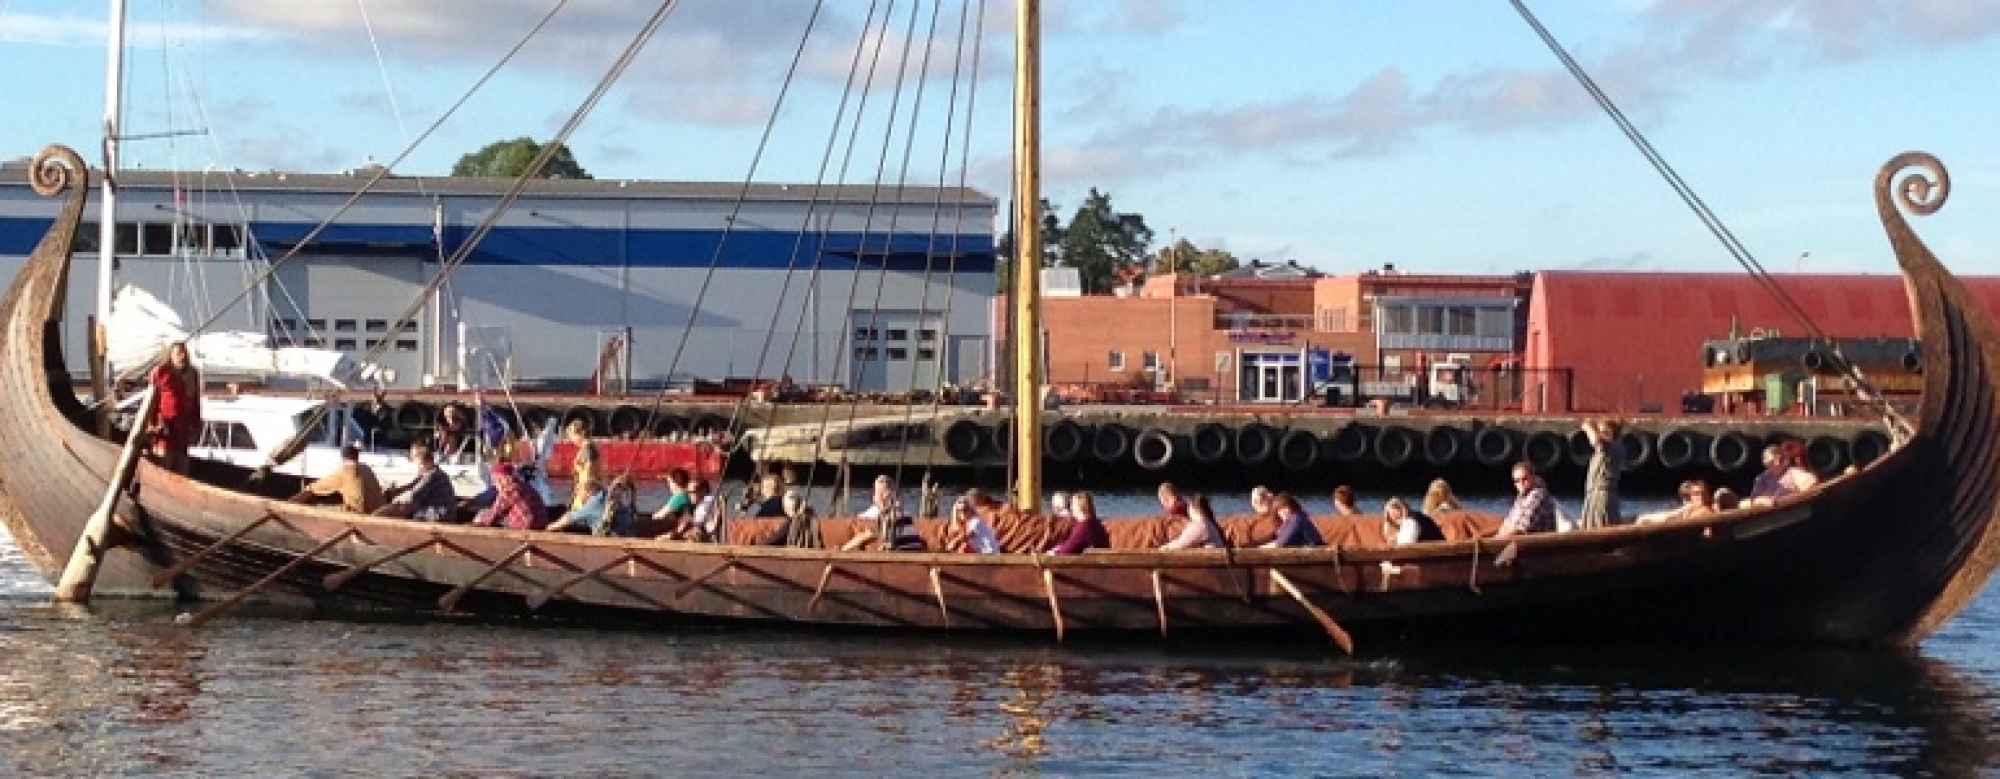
[149,341,202,473]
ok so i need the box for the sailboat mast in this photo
[94,0,127,404]
[1010,0,1043,511]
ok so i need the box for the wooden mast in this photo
[92,0,128,425]
[1010,0,1043,511]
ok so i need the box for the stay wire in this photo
[1510,0,1899,418]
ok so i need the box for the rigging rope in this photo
[1509,0,1907,427]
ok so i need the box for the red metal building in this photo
[1524,272,2000,414]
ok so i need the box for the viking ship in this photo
[2,2,1998,649]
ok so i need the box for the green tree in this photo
[994,198,1063,290]
[1057,189,1153,293]
[451,137,593,179]
[1156,237,1242,277]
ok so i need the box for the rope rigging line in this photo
[1509,0,1907,426]
[260,0,683,467]
[183,0,577,341]
[756,0,897,511]
[853,0,950,503]
[605,0,832,489]
[900,0,987,491]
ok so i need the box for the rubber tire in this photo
[942,419,984,462]
[1277,429,1320,472]
[394,400,435,433]
[1709,431,1757,473]
[607,404,648,436]
[1045,420,1087,464]
[1656,428,1702,470]
[1471,425,1515,467]
[1423,427,1461,466]
[562,405,602,437]
[1092,424,1133,464]
[1375,426,1417,470]
[1805,435,1849,475]
[1329,424,1372,462]
[1524,431,1564,474]
[1133,428,1175,470]
[651,414,689,438]
[1618,430,1656,473]
[1567,428,1595,468]
[1851,429,1891,467]
[1188,423,1232,464]
[1235,423,1277,467]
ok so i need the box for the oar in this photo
[929,566,950,626]
[437,542,534,613]
[322,537,435,591]
[56,386,158,603]
[1042,568,1065,642]
[525,554,633,610]
[1151,569,1169,638]
[185,529,359,628]
[806,562,837,614]
[1269,569,1354,655]
[672,558,738,600]
[151,511,277,589]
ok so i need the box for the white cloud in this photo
[0,12,267,47]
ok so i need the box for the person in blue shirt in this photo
[1263,492,1325,548]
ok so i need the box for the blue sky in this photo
[3,0,1999,277]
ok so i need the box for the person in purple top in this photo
[1263,492,1325,548]
[1050,491,1111,555]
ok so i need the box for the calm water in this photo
[0,492,1996,776]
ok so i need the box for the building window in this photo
[1477,308,1512,338]
[1447,307,1477,337]
[917,328,939,343]
[307,319,327,331]
[137,223,171,256]
[1417,307,1445,335]
[366,319,389,332]
[334,339,358,351]
[303,338,325,349]
[212,225,245,253]
[887,348,909,360]
[396,339,419,352]
[887,328,909,342]
[1378,305,1412,335]
[1108,351,1126,372]
[854,327,879,343]
[335,319,357,332]
[854,347,879,361]
[114,223,140,255]
[917,348,937,361]
[1142,351,1160,372]
[1319,306,1349,332]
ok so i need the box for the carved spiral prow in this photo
[1876,153,1951,283]
[28,145,88,198]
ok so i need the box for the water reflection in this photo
[0,585,1989,774]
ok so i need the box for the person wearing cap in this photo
[474,461,550,531]
[290,444,385,514]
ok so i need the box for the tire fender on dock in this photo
[1805,435,1849,475]
[990,419,1014,459]
[394,400,435,433]
[1188,423,1232,464]
[1523,431,1564,474]
[942,419,984,462]
[1851,429,1891,467]
[1235,423,1277,467]
[1656,428,1702,470]
[651,414,689,438]
[1276,429,1320,472]
[1375,426,1417,470]
[1471,425,1515,467]
[1566,428,1595,468]
[1709,431,1757,473]
[1618,429,1656,473]
[1133,428,1175,470]
[1092,424,1134,464]
[1045,420,1087,464]
[607,405,648,437]
[1422,426,1461,466]
[1329,423,1372,463]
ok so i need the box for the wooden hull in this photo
[5,148,1999,647]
